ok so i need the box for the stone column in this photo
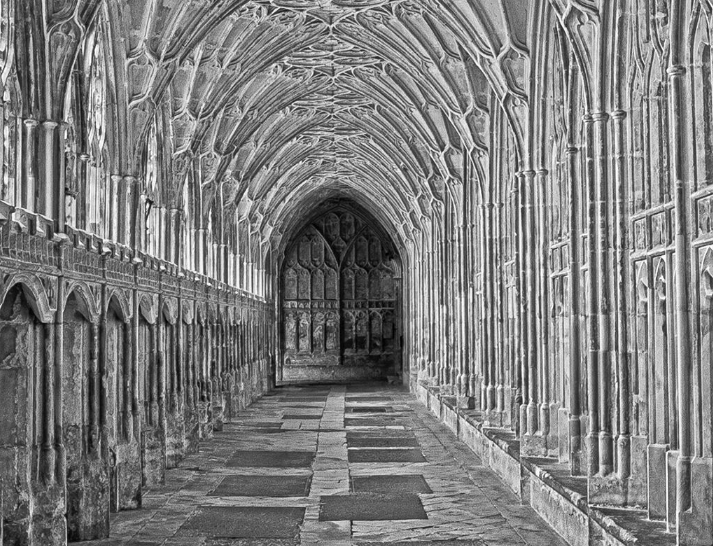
[132,290,141,441]
[511,181,523,436]
[123,321,133,441]
[566,142,583,475]
[38,120,63,235]
[157,317,166,433]
[42,321,56,484]
[583,113,600,477]
[122,176,137,247]
[22,118,38,214]
[522,168,544,455]
[90,323,101,452]
[110,175,121,242]
[150,321,159,427]
[611,109,631,482]
[536,169,550,443]
[668,10,695,540]
[593,110,614,477]
[54,272,67,486]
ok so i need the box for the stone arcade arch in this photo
[278,202,402,384]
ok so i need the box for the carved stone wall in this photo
[279,202,401,383]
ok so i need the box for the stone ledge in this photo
[415,381,674,546]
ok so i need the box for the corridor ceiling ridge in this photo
[77,0,529,248]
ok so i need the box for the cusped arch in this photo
[162,297,179,325]
[182,301,195,325]
[0,273,54,323]
[106,288,132,323]
[63,281,101,324]
[139,293,158,324]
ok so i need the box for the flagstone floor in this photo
[84,384,569,546]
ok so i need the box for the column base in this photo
[679,457,713,546]
[588,475,632,507]
[648,443,670,520]
[456,395,475,409]
[521,433,548,457]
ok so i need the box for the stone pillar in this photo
[522,169,545,455]
[611,109,631,484]
[22,118,38,214]
[54,272,66,486]
[90,323,101,452]
[38,120,62,235]
[42,321,56,484]
[583,112,600,477]
[668,9,701,540]
[535,169,551,445]
[593,110,614,477]
[132,290,141,441]
[123,321,133,441]
[566,142,583,476]
[122,176,137,247]
[110,175,121,242]
[517,171,529,438]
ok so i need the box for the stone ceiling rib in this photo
[119,0,531,248]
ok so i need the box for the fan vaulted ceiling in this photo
[124,0,530,248]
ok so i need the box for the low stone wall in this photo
[415,382,674,546]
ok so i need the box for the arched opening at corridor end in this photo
[276,199,404,385]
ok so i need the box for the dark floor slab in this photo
[345,396,393,402]
[348,448,427,463]
[347,435,421,448]
[230,421,284,428]
[282,414,322,420]
[278,397,328,403]
[347,407,391,413]
[351,474,432,494]
[347,430,416,438]
[319,493,427,521]
[183,507,305,539]
[205,538,298,546]
[226,450,315,468]
[344,418,403,427]
[356,540,484,546]
[209,475,312,497]
[234,428,286,434]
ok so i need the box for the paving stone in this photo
[226,451,315,468]
[347,435,421,448]
[351,474,432,494]
[282,414,322,420]
[209,475,312,497]
[319,493,427,521]
[345,418,402,427]
[348,448,427,463]
[233,421,284,428]
[183,507,305,539]
[357,540,484,546]
[83,384,569,546]
[346,407,391,413]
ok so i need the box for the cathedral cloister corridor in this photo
[1,1,713,545]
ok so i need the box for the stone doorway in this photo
[278,203,402,384]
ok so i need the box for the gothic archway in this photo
[279,202,402,384]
